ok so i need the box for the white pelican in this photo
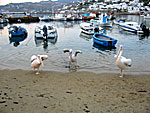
[63,49,82,66]
[31,55,48,74]
[115,45,132,78]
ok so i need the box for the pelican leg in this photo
[75,61,77,67]
[36,68,40,75]
[69,61,71,68]
[120,69,124,78]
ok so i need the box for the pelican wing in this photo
[38,55,48,61]
[63,49,70,53]
[75,50,82,56]
[31,55,37,62]
[121,57,132,67]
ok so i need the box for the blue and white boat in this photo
[119,22,144,34]
[91,13,113,27]
[8,26,28,37]
[93,33,117,47]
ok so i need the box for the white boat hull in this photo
[35,25,58,39]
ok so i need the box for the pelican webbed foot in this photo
[119,75,123,78]
[36,72,40,75]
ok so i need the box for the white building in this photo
[128,6,140,13]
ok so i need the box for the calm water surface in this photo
[0,15,150,74]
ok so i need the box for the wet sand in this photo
[0,70,150,113]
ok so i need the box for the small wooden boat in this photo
[8,26,28,37]
[93,33,117,47]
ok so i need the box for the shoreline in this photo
[1,69,150,76]
[0,69,150,113]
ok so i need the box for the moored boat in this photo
[35,24,58,40]
[119,22,149,35]
[8,26,28,37]
[39,15,51,21]
[0,18,9,24]
[51,12,66,21]
[93,33,117,47]
[80,22,102,35]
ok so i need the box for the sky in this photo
[0,0,58,5]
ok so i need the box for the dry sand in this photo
[0,70,149,113]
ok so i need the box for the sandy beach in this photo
[0,70,149,113]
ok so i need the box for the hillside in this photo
[0,0,81,12]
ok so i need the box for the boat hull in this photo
[93,33,117,47]
[119,25,138,34]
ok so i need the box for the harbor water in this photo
[0,15,150,75]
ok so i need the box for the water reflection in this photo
[119,27,136,35]
[79,32,93,41]
[65,62,79,72]
[35,36,58,50]
[138,34,149,40]
[9,35,27,47]
[51,21,80,28]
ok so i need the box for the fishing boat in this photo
[35,24,58,40]
[90,17,112,28]
[8,26,28,37]
[80,22,102,35]
[66,14,75,21]
[119,22,149,35]
[0,18,9,24]
[39,15,51,21]
[93,33,117,47]
[51,12,66,21]
[99,18,112,27]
